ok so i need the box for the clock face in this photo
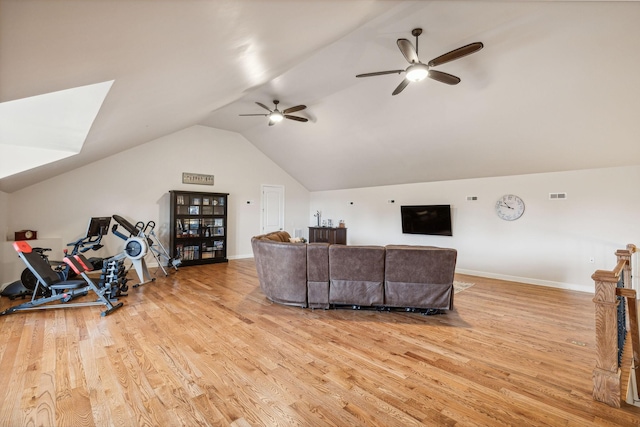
[24,230,33,239]
[495,194,525,221]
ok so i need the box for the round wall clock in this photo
[495,194,525,221]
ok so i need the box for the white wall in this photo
[0,190,9,289]
[0,190,7,243]
[310,166,640,292]
[5,127,639,294]
[6,125,310,261]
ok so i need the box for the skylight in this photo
[0,80,114,179]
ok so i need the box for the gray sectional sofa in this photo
[251,231,457,311]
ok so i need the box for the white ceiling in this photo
[2,0,640,193]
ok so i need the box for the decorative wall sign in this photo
[182,172,214,186]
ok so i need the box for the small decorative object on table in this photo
[15,230,37,240]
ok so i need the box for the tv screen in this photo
[86,216,111,238]
[401,205,452,236]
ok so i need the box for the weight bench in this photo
[0,241,123,317]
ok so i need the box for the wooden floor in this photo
[0,259,639,426]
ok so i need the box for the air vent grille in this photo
[549,192,567,200]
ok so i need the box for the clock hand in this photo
[499,202,513,209]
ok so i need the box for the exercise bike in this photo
[19,217,111,293]
[1,241,124,317]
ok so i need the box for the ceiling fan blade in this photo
[283,105,306,114]
[285,115,308,122]
[428,70,461,85]
[239,113,269,116]
[356,70,404,78]
[392,79,410,96]
[397,38,418,64]
[428,42,484,67]
[256,102,272,112]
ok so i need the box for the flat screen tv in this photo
[401,205,452,236]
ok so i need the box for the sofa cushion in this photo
[384,245,457,309]
[307,243,330,308]
[329,245,385,306]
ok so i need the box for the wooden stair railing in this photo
[592,244,639,408]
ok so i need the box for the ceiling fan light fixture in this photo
[269,110,284,123]
[406,63,429,82]
[240,100,308,125]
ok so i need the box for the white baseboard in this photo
[455,268,592,293]
[228,254,254,260]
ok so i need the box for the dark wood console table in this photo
[308,227,347,245]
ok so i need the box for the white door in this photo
[261,185,285,233]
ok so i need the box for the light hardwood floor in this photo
[0,259,639,426]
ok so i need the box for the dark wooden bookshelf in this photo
[169,190,229,266]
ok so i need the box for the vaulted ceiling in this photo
[2,0,640,193]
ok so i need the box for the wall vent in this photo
[549,192,567,200]
[466,196,478,201]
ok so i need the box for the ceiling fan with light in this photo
[239,100,308,126]
[356,28,483,95]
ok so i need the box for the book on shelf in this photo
[179,245,200,260]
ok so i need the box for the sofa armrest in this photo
[251,238,307,307]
